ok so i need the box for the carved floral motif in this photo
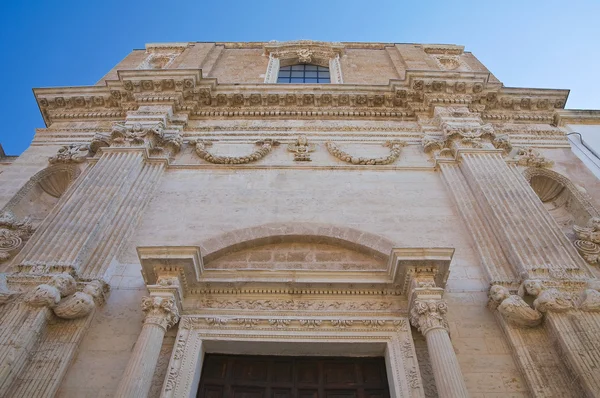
[48,144,90,164]
[325,141,404,165]
[409,299,449,335]
[189,139,279,164]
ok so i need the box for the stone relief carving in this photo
[488,285,542,327]
[573,217,600,264]
[195,298,394,311]
[409,299,449,334]
[326,141,404,165]
[90,122,183,156]
[24,276,107,319]
[523,280,575,313]
[189,139,279,164]
[510,147,554,168]
[0,211,34,264]
[287,135,316,161]
[141,296,180,330]
[48,144,90,164]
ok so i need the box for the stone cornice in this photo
[554,109,600,126]
[137,246,454,298]
[33,68,570,127]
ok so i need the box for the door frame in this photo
[159,315,423,398]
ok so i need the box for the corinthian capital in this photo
[141,295,179,330]
[409,299,449,335]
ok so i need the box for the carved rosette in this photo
[409,299,449,335]
[90,122,183,157]
[0,211,34,263]
[141,296,179,330]
[189,139,279,164]
[326,141,404,165]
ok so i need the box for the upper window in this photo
[276,64,330,84]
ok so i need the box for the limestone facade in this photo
[0,40,600,397]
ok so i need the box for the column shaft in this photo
[115,323,166,398]
[424,328,469,398]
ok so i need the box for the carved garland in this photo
[189,139,279,164]
[325,141,404,165]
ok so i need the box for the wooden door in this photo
[198,354,390,398]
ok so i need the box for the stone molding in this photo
[161,315,421,398]
[33,68,568,126]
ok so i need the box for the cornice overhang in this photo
[33,67,571,126]
[137,245,454,297]
[554,109,600,126]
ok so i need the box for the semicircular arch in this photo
[199,222,395,264]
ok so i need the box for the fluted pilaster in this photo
[115,295,179,398]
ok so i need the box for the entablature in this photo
[34,68,569,128]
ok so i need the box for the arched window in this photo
[276,64,330,84]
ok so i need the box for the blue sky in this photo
[1,0,599,155]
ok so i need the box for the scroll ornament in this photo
[325,141,404,165]
[488,285,542,327]
[48,144,91,164]
[141,296,179,330]
[409,299,449,335]
[573,217,600,264]
[0,211,34,263]
[189,139,279,164]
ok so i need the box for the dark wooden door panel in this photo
[198,355,390,398]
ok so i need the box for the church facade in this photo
[1,40,600,397]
